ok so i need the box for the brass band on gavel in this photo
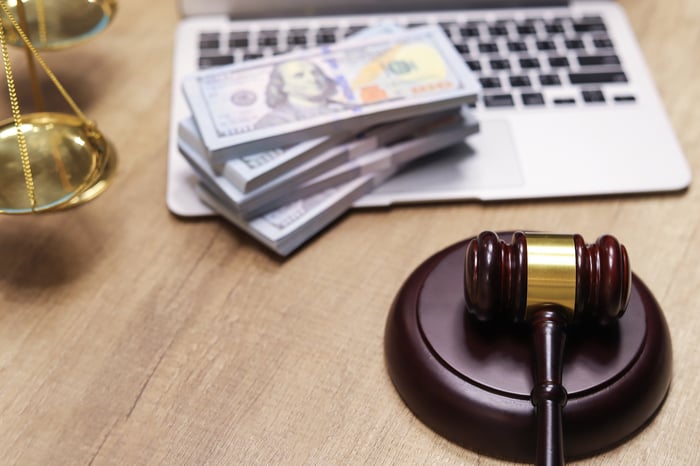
[524,233,578,320]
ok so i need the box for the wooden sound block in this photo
[384,235,671,462]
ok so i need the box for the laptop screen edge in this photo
[179,0,570,19]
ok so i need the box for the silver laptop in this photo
[167,0,691,216]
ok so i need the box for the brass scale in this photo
[0,0,117,214]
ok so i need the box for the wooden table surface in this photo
[0,0,698,464]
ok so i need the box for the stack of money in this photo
[178,25,481,256]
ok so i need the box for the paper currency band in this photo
[525,233,577,320]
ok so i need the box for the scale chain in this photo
[0,8,36,209]
[0,1,96,130]
[0,0,105,210]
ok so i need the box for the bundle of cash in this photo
[178,24,481,256]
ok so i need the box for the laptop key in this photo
[565,39,585,50]
[539,74,562,86]
[199,38,220,49]
[577,54,621,66]
[466,60,482,72]
[494,18,513,26]
[549,56,569,68]
[594,37,614,49]
[199,33,220,48]
[509,75,531,87]
[573,20,607,33]
[455,43,470,55]
[478,42,499,53]
[507,41,528,52]
[516,24,537,35]
[569,71,627,84]
[488,25,508,36]
[243,52,263,61]
[490,58,510,70]
[229,35,249,48]
[344,25,364,36]
[316,34,336,44]
[484,94,515,107]
[258,35,277,47]
[536,40,556,51]
[582,89,606,103]
[287,34,307,46]
[460,26,480,38]
[614,95,637,103]
[316,30,336,44]
[199,55,234,68]
[479,76,502,89]
[545,23,565,34]
[554,97,576,105]
[522,92,545,106]
[519,57,540,69]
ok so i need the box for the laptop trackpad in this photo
[355,119,524,206]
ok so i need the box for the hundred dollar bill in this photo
[196,176,376,256]
[221,108,455,191]
[181,108,478,219]
[182,25,481,165]
[180,119,403,218]
[178,109,457,195]
[178,119,354,184]
[219,135,346,192]
[196,109,478,257]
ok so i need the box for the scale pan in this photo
[1,0,117,50]
[60,133,116,209]
[0,112,113,214]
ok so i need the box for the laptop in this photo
[167,0,691,216]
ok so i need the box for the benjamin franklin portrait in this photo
[254,59,350,129]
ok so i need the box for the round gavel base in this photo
[385,236,671,462]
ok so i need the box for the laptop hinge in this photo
[179,0,570,19]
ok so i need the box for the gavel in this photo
[463,231,632,466]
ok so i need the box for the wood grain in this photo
[0,1,698,464]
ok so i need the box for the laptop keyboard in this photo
[196,13,637,110]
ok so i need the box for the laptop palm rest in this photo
[355,119,524,206]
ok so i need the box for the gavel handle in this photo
[530,308,568,466]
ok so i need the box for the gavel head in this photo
[463,231,631,325]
